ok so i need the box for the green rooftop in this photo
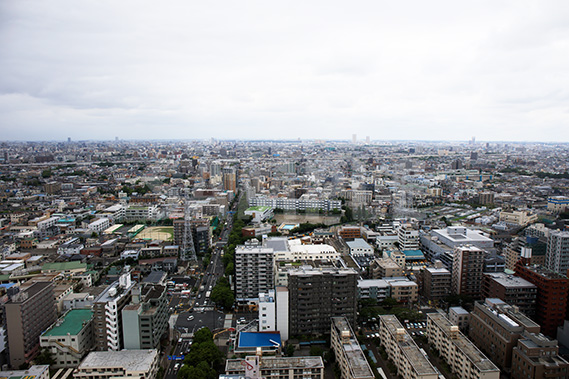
[42,261,87,272]
[43,309,93,336]
[246,206,271,212]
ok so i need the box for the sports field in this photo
[137,226,174,241]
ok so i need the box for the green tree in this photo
[224,262,234,276]
[41,169,52,178]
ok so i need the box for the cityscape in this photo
[0,138,568,379]
[3,1,569,379]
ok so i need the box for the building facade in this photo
[3,282,57,368]
[451,245,485,298]
[481,272,537,318]
[288,268,358,336]
[235,240,274,302]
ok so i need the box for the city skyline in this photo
[2,1,569,142]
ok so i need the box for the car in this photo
[188,315,194,321]
[174,363,180,370]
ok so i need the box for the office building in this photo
[288,267,358,336]
[499,210,538,227]
[426,313,500,379]
[122,284,168,349]
[40,309,94,368]
[258,290,276,332]
[370,257,403,279]
[515,263,569,337]
[378,315,439,378]
[397,224,419,250]
[448,307,469,331]
[235,239,274,302]
[547,196,569,213]
[546,230,569,275]
[74,349,159,379]
[331,317,374,379]
[4,282,57,368]
[481,273,537,318]
[92,272,135,351]
[420,226,494,263]
[451,245,485,298]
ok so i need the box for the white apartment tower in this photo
[235,239,274,302]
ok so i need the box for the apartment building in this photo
[92,273,134,351]
[338,226,362,240]
[427,313,499,378]
[40,309,94,368]
[481,273,537,318]
[331,317,374,379]
[511,332,569,379]
[547,196,569,213]
[397,224,419,250]
[421,265,451,302]
[0,365,50,379]
[448,307,470,331]
[288,268,358,336]
[452,245,485,298]
[499,210,538,227]
[514,262,569,337]
[122,284,168,349]
[258,290,276,332]
[74,349,159,379]
[370,257,403,279]
[469,298,541,372]
[235,239,274,302]
[357,279,388,302]
[225,355,324,379]
[248,195,341,212]
[546,230,569,275]
[4,282,57,368]
[346,238,374,256]
[378,315,439,379]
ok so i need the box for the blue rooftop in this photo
[238,332,281,348]
[402,250,425,260]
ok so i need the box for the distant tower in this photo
[352,134,357,144]
[67,137,71,143]
[222,167,237,192]
[471,136,476,145]
[365,136,370,144]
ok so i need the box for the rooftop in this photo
[428,313,500,373]
[246,206,271,212]
[225,356,323,372]
[237,332,281,349]
[78,349,158,372]
[380,315,438,376]
[43,309,93,337]
[485,272,536,288]
[331,317,374,379]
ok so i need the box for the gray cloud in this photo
[1,0,569,141]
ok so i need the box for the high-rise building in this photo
[92,273,134,351]
[222,167,236,192]
[515,263,569,337]
[451,245,485,298]
[235,239,274,302]
[397,224,419,250]
[288,268,358,336]
[352,134,357,144]
[122,284,168,350]
[469,298,563,373]
[481,272,537,318]
[3,282,57,368]
[421,265,451,302]
[511,332,569,378]
[546,230,569,275]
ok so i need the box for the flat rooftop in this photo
[225,356,323,372]
[43,309,93,336]
[380,315,438,376]
[428,313,500,373]
[485,272,536,288]
[78,349,158,372]
[331,317,374,379]
[237,332,281,348]
[246,206,271,212]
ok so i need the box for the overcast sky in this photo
[1,1,569,142]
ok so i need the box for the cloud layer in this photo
[2,1,569,142]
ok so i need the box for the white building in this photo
[258,290,276,332]
[88,218,111,234]
[74,349,159,379]
[235,239,274,302]
[125,205,159,222]
[275,286,289,341]
[397,224,419,250]
[244,206,274,223]
[346,238,374,256]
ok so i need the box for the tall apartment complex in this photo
[222,167,237,192]
[421,265,451,302]
[481,272,537,318]
[546,230,569,275]
[235,239,274,301]
[451,245,485,298]
[92,273,135,351]
[3,282,57,368]
[288,268,358,336]
[515,262,569,337]
[122,284,168,350]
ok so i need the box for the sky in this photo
[1,1,569,142]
